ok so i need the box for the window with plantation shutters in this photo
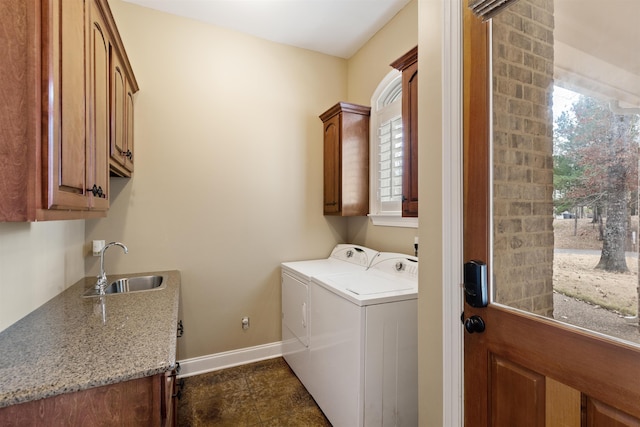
[369,70,417,228]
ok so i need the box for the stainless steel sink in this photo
[82,275,165,297]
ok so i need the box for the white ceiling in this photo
[554,0,640,107]
[121,0,639,105]
[122,0,411,59]
[555,1,640,77]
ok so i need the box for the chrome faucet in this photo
[96,242,128,293]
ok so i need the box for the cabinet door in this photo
[401,62,418,217]
[161,370,177,427]
[323,115,341,214]
[110,52,134,176]
[391,47,419,218]
[125,81,135,173]
[87,0,110,211]
[339,111,369,216]
[0,375,162,424]
[47,0,90,211]
[111,58,127,170]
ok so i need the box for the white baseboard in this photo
[177,341,284,378]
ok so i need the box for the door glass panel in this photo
[491,0,640,346]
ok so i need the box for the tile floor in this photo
[177,357,332,426]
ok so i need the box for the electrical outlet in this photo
[242,316,250,330]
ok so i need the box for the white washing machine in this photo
[308,252,419,427]
[281,244,379,388]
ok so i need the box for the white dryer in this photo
[308,252,419,427]
[281,244,378,388]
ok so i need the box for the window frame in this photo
[368,70,418,228]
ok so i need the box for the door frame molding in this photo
[442,0,464,424]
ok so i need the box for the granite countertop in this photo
[0,270,181,408]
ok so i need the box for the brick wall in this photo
[492,0,555,316]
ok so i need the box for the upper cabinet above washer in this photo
[0,0,138,221]
[320,102,371,217]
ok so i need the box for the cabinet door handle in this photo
[177,320,184,337]
[123,149,133,160]
[301,302,307,328]
[88,184,107,198]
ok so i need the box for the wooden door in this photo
[463,2,640,425]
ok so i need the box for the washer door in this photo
[282,272,309,346]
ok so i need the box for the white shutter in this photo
[378,115,403,209]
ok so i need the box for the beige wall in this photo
[91,0,351,359]
[0,221,85,331]
[0,0,450,422]
[346,6,449,422]
[347,0,418,106]
[418,1,445,425]
[346,0,420,254]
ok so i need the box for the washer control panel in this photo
[330,244,379,267]
[370,253,418,280]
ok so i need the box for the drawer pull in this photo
[88,184,106,198]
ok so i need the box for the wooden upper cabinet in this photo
[96,0,138,178]
[391,46,418,218]
[0,0,137,221]
[110,50,135,176]
[320,102,370,216]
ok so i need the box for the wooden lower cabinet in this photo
[0,373,176,426]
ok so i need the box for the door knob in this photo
[464,315,485,334]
